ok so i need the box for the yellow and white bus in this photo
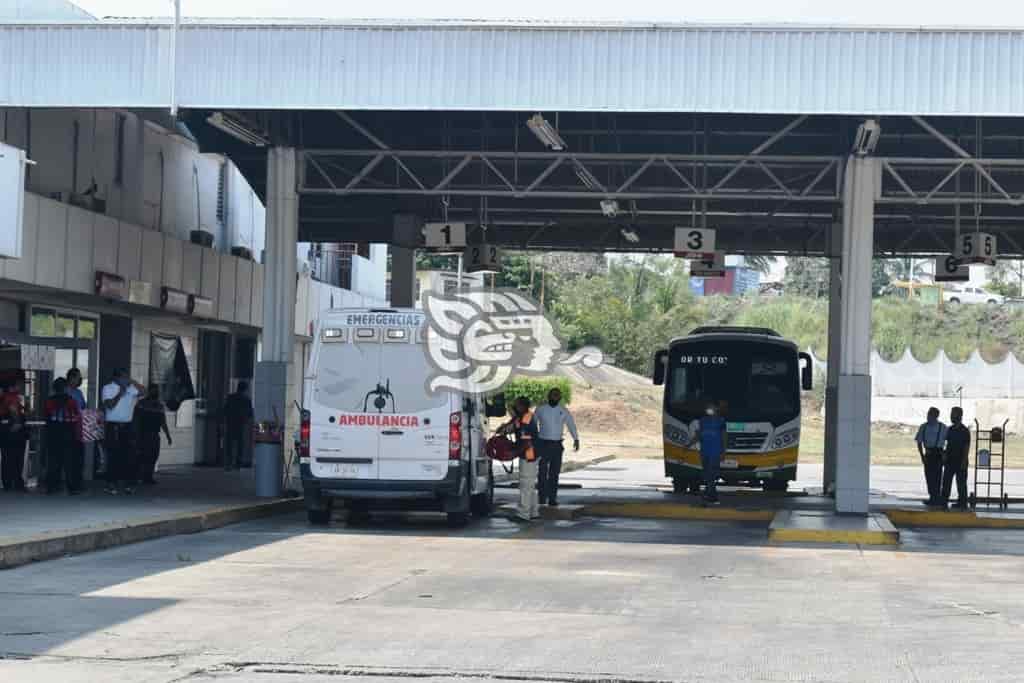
[653,327,813,493]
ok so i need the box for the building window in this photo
[114,114,127,186]
[30,308,99,402]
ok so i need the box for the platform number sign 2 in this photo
[465,243,501,273]
[424,222,467,251]
[956,232,997,266]
[674,227,716,259]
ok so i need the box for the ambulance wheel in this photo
[447,510,470,527]
[346,501,371,525]
[307,508,331,525]
[471,466,495,517]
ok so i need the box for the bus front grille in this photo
[727,433,768,450]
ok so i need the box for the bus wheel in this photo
[763,480,788,493]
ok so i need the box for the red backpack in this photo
[485,434,517,462]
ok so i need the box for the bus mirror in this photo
[799,352,813,391]
[653,349,668,385]
[485,393,507,418]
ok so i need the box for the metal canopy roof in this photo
[174,109,1024,257]
[4,20,1024,114]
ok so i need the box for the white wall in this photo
[0,107,264,256]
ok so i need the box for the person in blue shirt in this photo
[692,402,727,505]
[66,368,87,410]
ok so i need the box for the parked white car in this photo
[943,285,1004,305]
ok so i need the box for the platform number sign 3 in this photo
[674,227,716,259]
[956,232,997,266]
[465,243,501,273]
[424,222,467,251]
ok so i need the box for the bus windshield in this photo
[665,341,799,424]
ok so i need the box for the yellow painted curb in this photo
[768,511,900,546]
[583,502,775,522]
[886,509,1024,529]
[767,527,900,545]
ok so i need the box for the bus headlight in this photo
[771,429,799,449]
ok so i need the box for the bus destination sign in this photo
[679,354,728,366]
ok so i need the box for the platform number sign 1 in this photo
[465,243,501,273]
[674,227,716,260]
[423,222,467,251]
[934,255,970,283]
[956,232,997,266]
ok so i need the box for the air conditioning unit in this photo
[190,229,215,248]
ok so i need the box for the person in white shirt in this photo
[533,387,579,507]
[101,368,145,495]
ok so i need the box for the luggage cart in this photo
[970,419,1010,510]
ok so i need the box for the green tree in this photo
[743,255,777,275]
[782,258,830,298]
[872,260,891,297]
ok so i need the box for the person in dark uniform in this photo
[45,377,83,495]
[941,407,971,511]
[692,402,727,505]
[134,384,172,485]
[0,375,28,492]
[915,407,948,506]
[222,381,254,470]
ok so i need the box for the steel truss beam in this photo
[300,148,1024,207]
[300,149,841,201]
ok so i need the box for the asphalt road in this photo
[3,507,1024,683]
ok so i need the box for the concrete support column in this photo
[255,147,299,429]
[823,221,842,496]
[389,214,420,308]
[834,156,878,515]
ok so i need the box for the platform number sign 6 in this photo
[465,243,501,273]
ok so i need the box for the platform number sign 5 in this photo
[956,232,997,265]
[465,243,501,273]
[674,227,716,259]
[424,222,467,251]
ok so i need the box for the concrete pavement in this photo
[2,510,1024,682]
[0,466,301,568]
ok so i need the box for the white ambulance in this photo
[300,308,501,525]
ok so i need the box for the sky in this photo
[68,0,1024,27]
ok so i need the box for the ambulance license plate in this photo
[327,463,361,478]
[720,459,739,469]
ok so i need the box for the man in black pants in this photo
[941,407,971,511]
[223,381,254,470]
[533,387,580,507]
[45,378,83,494]
[0,375,28,492]
[915,407,948,507]
[101,369,145,494]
